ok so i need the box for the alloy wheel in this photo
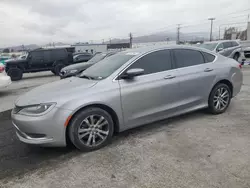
[213,87,230,111]
[77,115,109,147]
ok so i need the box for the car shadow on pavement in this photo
[0,110,208,182]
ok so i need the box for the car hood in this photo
[62,62,93,72]
[5,59,27,64]
[15,77,98,106]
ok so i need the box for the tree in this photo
[3,48,10,53]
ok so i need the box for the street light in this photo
[208,18,216,41]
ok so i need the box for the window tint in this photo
[173,49,204,68]
[52,49,66,59]
[231,41,239,47]
[43,51,51,61]
[223,42,232,49]
[81,53,135,79]
[31,51,43,61]
[128,50,172,75]
[202,52,215,63]
[216,43,224,50]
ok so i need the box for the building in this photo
[72,44,107,54]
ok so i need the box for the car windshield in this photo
[199,42,218,51]
[79,53,136,80]
[88,53,107,63]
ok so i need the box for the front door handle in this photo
[204,68,213,72]
[164,75,176,79]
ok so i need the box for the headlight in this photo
[17,103,56,116]
[69,69,78,74]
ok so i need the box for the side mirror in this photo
[120,68,144,79]
[217,48,224,52]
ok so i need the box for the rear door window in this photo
[223,42,232,49]
[43,50,51,62]
[173,49,205,68]
[202,52,216,63]
[30,51,44,62]
[52,49,66,60]
[231,41,239,47]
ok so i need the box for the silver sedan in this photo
[12,45,243,151]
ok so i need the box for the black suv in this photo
[5,48,73,81]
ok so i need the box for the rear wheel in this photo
[7,68,23,81]
[68,107,114,152]
[208,83,231,114]
[54,64,65,75]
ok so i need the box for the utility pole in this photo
[109,38,112,44]
[176,24,181,44]
[129,33,133,48]
[102,39,104,44]
[208,18,216,41]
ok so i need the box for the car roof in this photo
[118,45,214,55]
[203,40,239,44]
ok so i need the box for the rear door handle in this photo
[204,68,213,72]
[164,75,176,79]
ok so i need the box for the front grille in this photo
[12,106,23,114]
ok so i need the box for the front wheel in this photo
[68,108,114,151]
[7,68,23,81]
[208,83,231,114]
[54,64,65,76]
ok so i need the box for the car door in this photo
[29,51,45,70]
[216,43,226,55]
[172,49,217,110]
[43,50,52,68]
[221,42,233,57]
[118,49,180,129]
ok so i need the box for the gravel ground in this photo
[0,69,250,188]
[0,71,59,112]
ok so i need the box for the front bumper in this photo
[0,75,11,89]
[11,107,73,147]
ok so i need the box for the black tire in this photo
[68,107,114,152]
[208,83,232,114]
[7,68,23,81]
[233,53,239,61]
[54,64,65,76]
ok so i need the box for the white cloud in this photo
[0,0,249,47]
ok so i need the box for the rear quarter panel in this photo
[211,56,242,97]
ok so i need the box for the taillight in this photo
[238,64,242,69]
[0,66,4,73]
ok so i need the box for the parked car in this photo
[0,63,11,89]
[60,51,117,79]
[5,48,73,81]
[12,45,242,151]
[199,40,243,61]
[73,53,93,64]
[243,47,250,59]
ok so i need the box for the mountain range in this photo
[2,31,210,51]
